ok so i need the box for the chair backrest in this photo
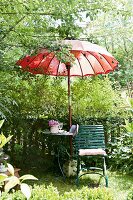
[74,125,105,150]
[69,124,79,136]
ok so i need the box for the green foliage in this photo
[85,2,133,92]
[60,187,113,200]
[72,77,126,120]
[0,74,129,170]
[0,71,68,120]
[0,120,4,129]
[0,71,18,119]
[125,120,133,132]
[109,132,133,174]
[0,96,15,119]
[0,120,38,199]
[31,184,60,200]
[0,134,13,148]
[0,0,88,70]
[55,44,75,64]
[0,184,113,200]
[127,187,133,200]
[0,163,38,199]
[0,119,12,148]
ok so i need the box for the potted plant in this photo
[48,120,59,133]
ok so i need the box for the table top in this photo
[43,130,74,136]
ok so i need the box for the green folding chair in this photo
[74,125,108,187]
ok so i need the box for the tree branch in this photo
[1,16,25,40]
[0,12,54,15]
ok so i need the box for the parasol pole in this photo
[67,65,73,157]
[68,66,72,128]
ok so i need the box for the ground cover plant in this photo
[0,171,133,200]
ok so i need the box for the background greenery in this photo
[0,0,133,177]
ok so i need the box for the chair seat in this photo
[79,148,106,156]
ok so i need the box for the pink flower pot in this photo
[50,125,59,133]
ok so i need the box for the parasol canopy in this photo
[17,40,118,156]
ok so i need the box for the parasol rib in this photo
[56,59,60,76]
[89,52,107,73]
[77,58,84,77]
[99,53,116,70]
[82,52,95,74]
[36,52,51,73]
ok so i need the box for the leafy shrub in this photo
[60,187,113,200]
[0,191,24,200]
[127,187,133,200]
[72,77,125,120]
[0,184,113,200]
[31,184,60,200]
[109,132,133,174]
[0,184,60,200]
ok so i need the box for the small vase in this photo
[50,125,59,133]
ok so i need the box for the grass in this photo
[23,169,133,200]
[107,172,133,200]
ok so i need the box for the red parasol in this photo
[17,40,118,155]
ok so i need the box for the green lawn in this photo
[26,169,133,200]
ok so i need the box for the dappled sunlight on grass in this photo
[107,172,133,200]
[22,169,133,200]
[109,172,133,190]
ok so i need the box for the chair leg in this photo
[103,157,108,187]
[76,156,80,186]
